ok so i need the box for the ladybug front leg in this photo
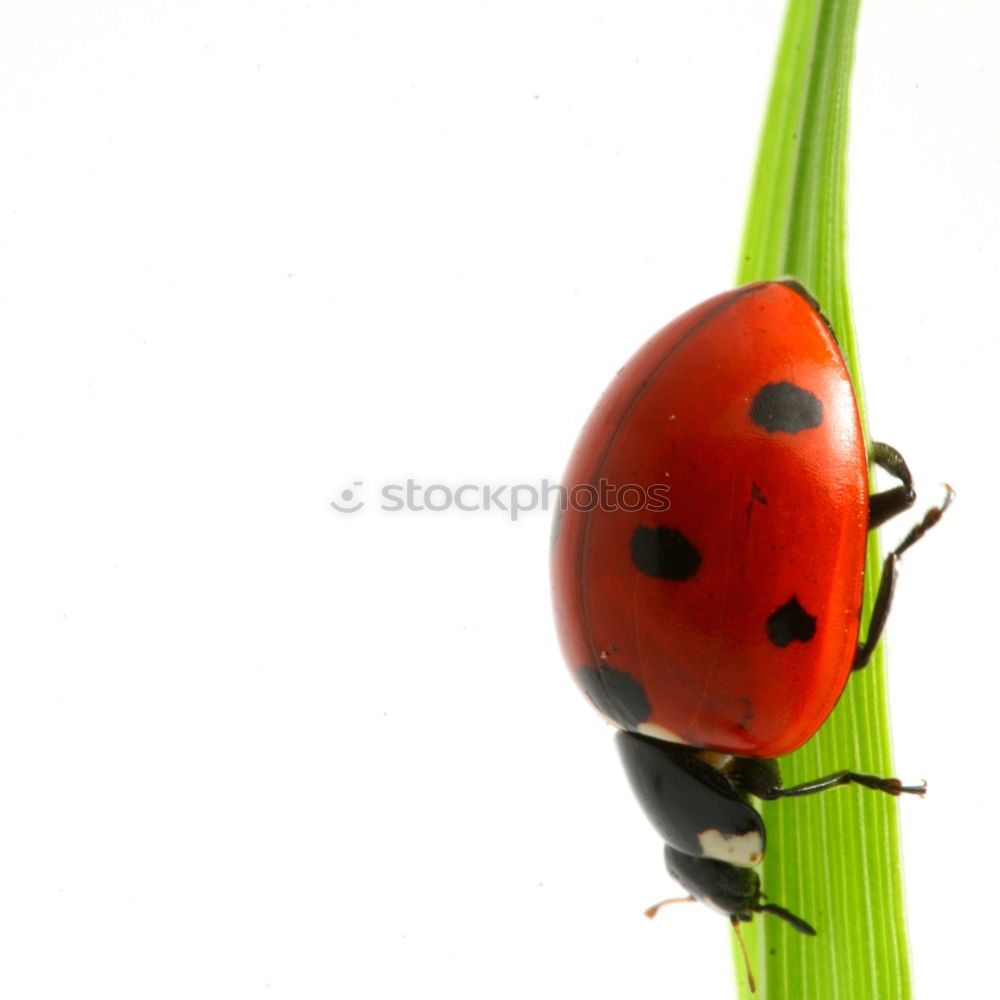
[853,484,955,669]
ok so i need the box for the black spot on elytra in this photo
[766,597,817,647]
[577,664,651,730]
[631,525,701,580]
[750,382,823,434]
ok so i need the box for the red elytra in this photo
[551,280,868,758]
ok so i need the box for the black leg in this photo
[854,484,955,669]
[868,441,916,530]
[754,903,816,936]
[759,770,926,799]
[727,753,925,803]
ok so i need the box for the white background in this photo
[2,2,997,998]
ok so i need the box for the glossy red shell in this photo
[552,282,868,758]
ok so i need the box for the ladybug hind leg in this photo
[854,442,954,670]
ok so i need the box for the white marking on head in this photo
[636,721,689,745]
[698,828,764,867]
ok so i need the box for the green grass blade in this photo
[733,2,912,998]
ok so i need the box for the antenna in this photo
[730,917,757,994]
[643,895,695,919]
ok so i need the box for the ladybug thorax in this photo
[616,733,765,870]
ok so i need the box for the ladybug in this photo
[551,281,951,953]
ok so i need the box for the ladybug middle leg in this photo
[853,442,954,670]
[727,755,926,804]
[753,769,926,799]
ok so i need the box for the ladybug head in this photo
[655,847,814,993]
[664,847,816,933]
